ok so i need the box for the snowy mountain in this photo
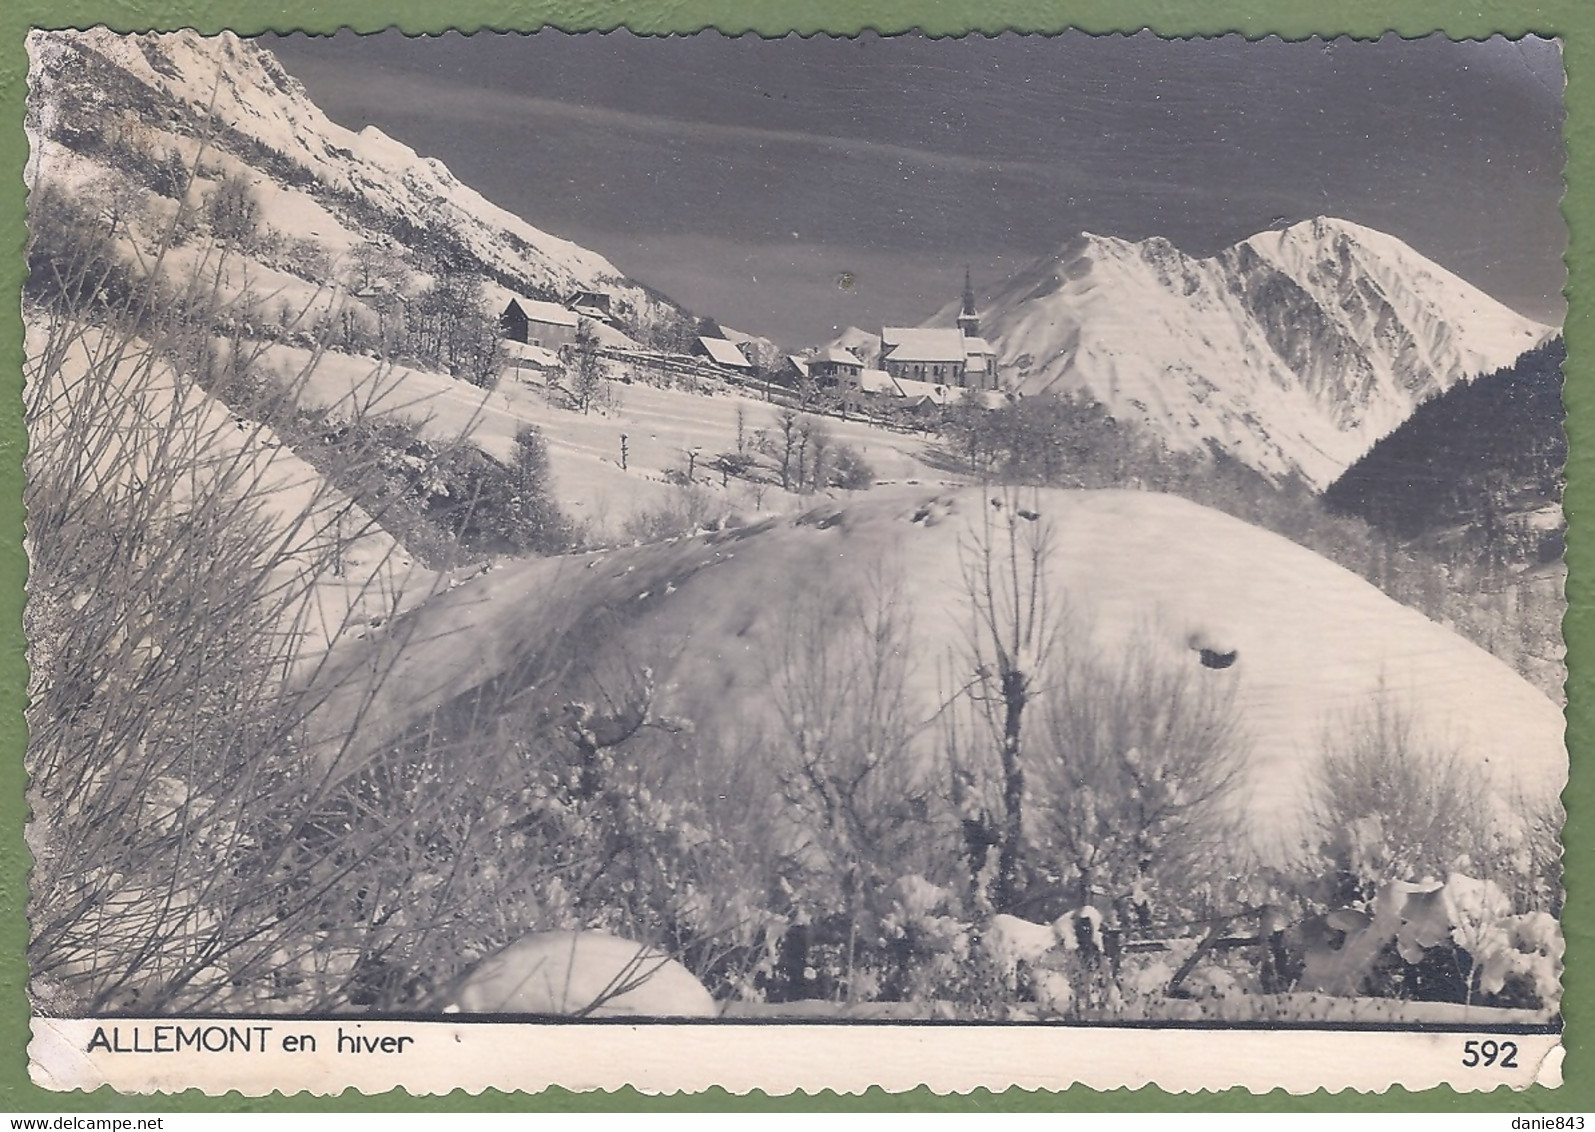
[951,219,1555,488]
[26,28,691,344]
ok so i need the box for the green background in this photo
[0,0,1586,1113]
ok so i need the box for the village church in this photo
[879,270,1000,391]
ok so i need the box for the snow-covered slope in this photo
[27,326,442,660]
[959,220,1554,488]
[301,486,1565,856]
[27,29,688,341]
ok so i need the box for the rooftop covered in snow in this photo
[881,327,967,364]
[508,297,579,328]
[696,336,752,369]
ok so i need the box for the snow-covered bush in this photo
[285,413,577,567]
[1279,694,1563,1010]
[1302,689,1545,910]
[829,443,874,491]
[25,180,146,319]
[1028,633,1250,928]
[205,171,263,248]
[759,572,956,1003]
[1289,873,1561,1011]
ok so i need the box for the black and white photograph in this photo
[21,25,1569,1092]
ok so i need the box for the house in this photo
[879,270,1001,391]
[842,367,901,414]
[846,366,1005,417]
[566,289,615,324]
[783,355,812,386]
[857,368,900,397]
[501,297,579,349]
[694,336,754,372]
[843,368,941,414]
[808,345,865,388]
[892,375,960,408]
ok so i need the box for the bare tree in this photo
[402,268,503,385]
[205,170,261,247]
[771,408,800,490]
[567,320,604,413]
[954,490,1058,911]
[345,240,401,294]
[798,416,832,493]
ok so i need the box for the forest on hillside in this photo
[1325,338,1565,560]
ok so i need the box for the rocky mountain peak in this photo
[961,219,1553,488]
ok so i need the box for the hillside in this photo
[945,219,1553,488]
[300,485,1565,858]
[1325,337,1565,553]
[26,29,697,349]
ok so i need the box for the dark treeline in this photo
[1325,337,1565,564]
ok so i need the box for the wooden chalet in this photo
[694,336,754,372]
[501,297,579,349]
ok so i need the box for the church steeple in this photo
[957,266,980,337]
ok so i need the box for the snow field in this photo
[492,375,952,536]
[302,485,1565,858]
[250,337,954,539]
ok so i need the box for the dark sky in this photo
[266,30,1566,347]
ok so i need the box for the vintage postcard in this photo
[20,26,1568,1096]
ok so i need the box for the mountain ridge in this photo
[29,28,701,346]
[32,29,1557,497]
[938,218,1554,488]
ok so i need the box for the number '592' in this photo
[1461,1039,1519,1068]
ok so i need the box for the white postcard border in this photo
[29,1018,1564,1096]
